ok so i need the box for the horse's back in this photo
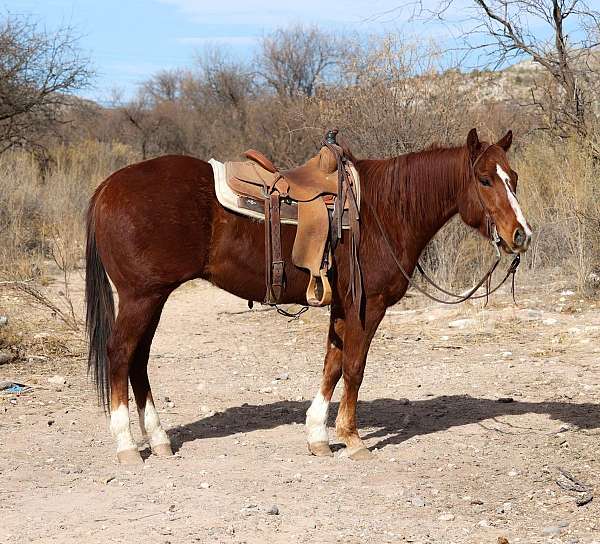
[91,155,217,291]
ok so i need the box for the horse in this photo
[85,128,531,464]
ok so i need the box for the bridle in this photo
[369,145,521,305]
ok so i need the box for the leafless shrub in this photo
[0,14,92,154]
[257,24,346,98]
[411,0,600,139]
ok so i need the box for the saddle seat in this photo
[227,147,342,205]
[221,131,361,308]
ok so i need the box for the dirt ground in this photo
[1,272,600,544]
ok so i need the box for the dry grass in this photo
[517,137,600,293]
[0,140,140,339]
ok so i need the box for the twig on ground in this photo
[556,467,591,493]
[0,280,81,331]
[556,467,594,507]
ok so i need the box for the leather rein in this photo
[368,147,521,305]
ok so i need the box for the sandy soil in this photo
[1,273,600,544]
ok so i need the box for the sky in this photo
[0,0,470,102]
[1,0,559,103]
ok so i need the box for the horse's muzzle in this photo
[512,227,531,252]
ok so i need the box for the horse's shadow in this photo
[167,395,600,453]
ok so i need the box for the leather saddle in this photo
[223,130,362,308]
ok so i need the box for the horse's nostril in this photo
[513,228,526,247]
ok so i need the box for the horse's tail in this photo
[85,190,114,412]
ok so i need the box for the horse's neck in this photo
[363,146,470,262]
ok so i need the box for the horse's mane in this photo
[355,145,472,222]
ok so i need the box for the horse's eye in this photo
[479,177,492,187]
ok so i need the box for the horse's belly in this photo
[206,204,309,304]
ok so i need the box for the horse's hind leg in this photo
[306,307,345,457]
[108,292,166,464]
[129,296,173,457]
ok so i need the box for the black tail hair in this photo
[85,197,114,412]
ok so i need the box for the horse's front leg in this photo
[335,300,386,460]
[306,305,345,457]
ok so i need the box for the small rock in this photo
[411,496,426,507]
[28,355,48,363]
[497,397,514,403]
[48,375,66,385]
[438,513,454,521]
[542,526,562,536]
[543,318,559,325]
[448,318,475,329]
[397,398,410,405]
[200,482,210,489]
[520,308,543,320]
[166,401,175,409]
[508,469,519,477]
[226,526,235,535]
[0,351,14,365]
[557,424,573,433]
[0,316,8,327]
[576,494,593,506]
[47,420,55,426]
[277,373,289,381]
[557,520,569,528]
[259,387,273,394]
[267,504,279,515]
[498,538,510,544]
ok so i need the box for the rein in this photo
[368,200,521,305]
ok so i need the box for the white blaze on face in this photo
[496,164,532,237]
[306,391,330,444]
[110,404,136,453]
[137,395,170,448]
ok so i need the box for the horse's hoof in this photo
[308,441,333,457]
[117,448,143,465]
[152,443,174,457]
[347,447,373,461]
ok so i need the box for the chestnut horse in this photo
[86,128,531,464]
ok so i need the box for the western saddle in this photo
[223,130,362,308]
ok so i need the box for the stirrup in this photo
[306,269,332,307]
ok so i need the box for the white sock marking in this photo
[110,404,136,453]
[496,164,532,237]
[138,396,170,448]
[306,391,330,444]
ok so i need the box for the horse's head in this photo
[458,128,532,254]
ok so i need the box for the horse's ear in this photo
[467,128,481,161]
[496,130,513,152]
